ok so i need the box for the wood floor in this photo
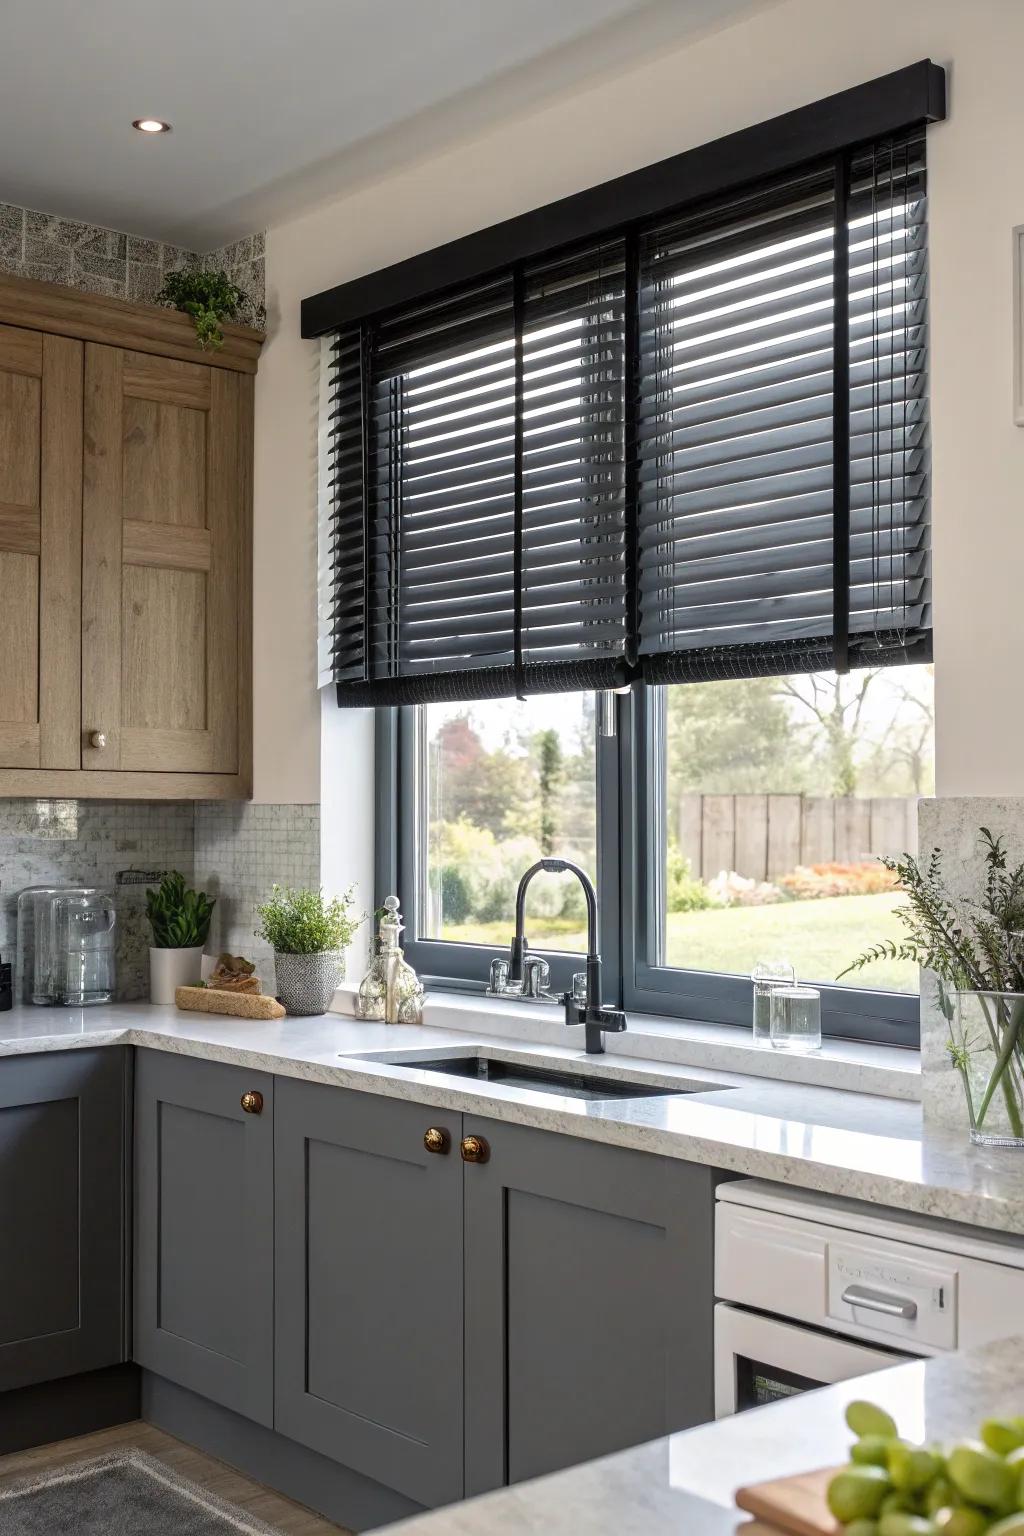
[0,1420,350,1535]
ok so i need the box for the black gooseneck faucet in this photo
[508,857,626,1055]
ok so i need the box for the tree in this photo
[778,671,879,797]
[430,714,535,838]
[666,675,811,799]
[535,728,564,855]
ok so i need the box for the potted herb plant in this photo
[255,885,362,1016]
[146,872,216,1005]
[842,828,1024,1148]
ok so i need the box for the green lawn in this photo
[441,891,915,993]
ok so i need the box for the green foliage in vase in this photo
[841,828,1024,1137]
[839,827,1024,991]
[155,266,263,351]
[146,871,216,949]
[255,885,362,955]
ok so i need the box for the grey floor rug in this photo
[0,1449,286,1534]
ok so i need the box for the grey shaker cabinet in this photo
[0,1047,127,1392]
[462,1116,717,1494]
[273,1078,464,1510]
[133,1051,274,1427]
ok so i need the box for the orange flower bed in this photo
[778,860,900,900]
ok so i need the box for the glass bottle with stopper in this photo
[355,895,425,1025]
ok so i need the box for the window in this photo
[318,68,944,1045]
[651,664,934,995]
[419,695,598,953]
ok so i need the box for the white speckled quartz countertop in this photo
[0,1002,1022,1235]
[379,1338,1024,1536]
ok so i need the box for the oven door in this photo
[714,1302,917,1417]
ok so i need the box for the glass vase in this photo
[953,990,1024,1149]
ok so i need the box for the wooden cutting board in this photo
[735,1465,841,1536]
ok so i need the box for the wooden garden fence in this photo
[676,794,917,883]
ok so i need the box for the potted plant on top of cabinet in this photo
[146,871,216,1005]
[255,885,362,1016]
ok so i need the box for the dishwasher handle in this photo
[841,1283,918,1320]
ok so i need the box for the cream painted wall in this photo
[254,0,1024,864]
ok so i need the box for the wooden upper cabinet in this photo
[0,325,82,771]
[82,346,246,776]
[0,270,260,798]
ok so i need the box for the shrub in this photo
[778,861,901,900]
[438,865,472,925]
[666,847,717,913]
[706,870,784,907]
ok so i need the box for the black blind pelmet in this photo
[324,127,930,707]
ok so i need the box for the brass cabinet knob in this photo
[89,730,107,749]
[240,1090,264,1115]
[460,1134,490,1164]
[423,1127,451,1155]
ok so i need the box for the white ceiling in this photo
[1,0,761,249]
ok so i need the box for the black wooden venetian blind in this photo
[325,241,628,705]
[315,66,940,709]
[636,126,929,683]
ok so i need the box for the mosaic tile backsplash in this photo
[195,803,321,995]
[0,799,321,1004]
[0,200,265,313]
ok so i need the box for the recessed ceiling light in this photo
[132,118,172,134]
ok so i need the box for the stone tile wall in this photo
[0,201,265,313]
[0,800,195,1002]
[194,804,321,995]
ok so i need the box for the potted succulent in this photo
[255,885,362,1016]
[146,872,216,1005]
[842,828,1024,1148]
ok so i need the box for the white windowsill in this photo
[331,983,920,1101]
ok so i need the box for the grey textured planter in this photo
[274,950,346,1016]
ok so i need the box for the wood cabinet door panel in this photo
[82,344,240,774]
[274,1078,464,1508]
[0,1048,125,1391]
[0,328,82,770]
[134,1051,274,1426]
[463,1120,717,1494]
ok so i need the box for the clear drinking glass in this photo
[53,893,117,1006]
[751,960,796,1045]
[769,985,822,1053]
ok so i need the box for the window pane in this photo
[420,695,597,952]
[657,664,933,993]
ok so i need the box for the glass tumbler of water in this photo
[769,985,822,1053]
[751,960,796,1045]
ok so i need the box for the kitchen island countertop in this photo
[380,1338,1024,1536]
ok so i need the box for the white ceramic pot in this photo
[149,945,204,1005]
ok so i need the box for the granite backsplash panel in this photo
[0,200,265,312]
[0,799,322,1003]
[917,797,1024,1128]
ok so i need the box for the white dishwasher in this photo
[714,1179,1024,1417]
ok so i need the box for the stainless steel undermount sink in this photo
[348,1050,717,1102]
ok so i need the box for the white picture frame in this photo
[1014,225,1024,425]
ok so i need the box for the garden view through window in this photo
[421,663,933,993]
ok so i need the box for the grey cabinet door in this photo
[0,1047,126,1391]
[274,1078,464,1509]
[134,1050,274,1426]
[463,1119,717,1494]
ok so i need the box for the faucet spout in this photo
[504,857,625,1055]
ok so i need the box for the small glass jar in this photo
[751,960,796,1045]
[769,985,822,1053]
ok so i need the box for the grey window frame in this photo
[375,689,920,1047]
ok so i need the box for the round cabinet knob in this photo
[89,730,107,750]
[423,1127,451,1155]
[460,1134,490,1165]
[240,1090,264,1115]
